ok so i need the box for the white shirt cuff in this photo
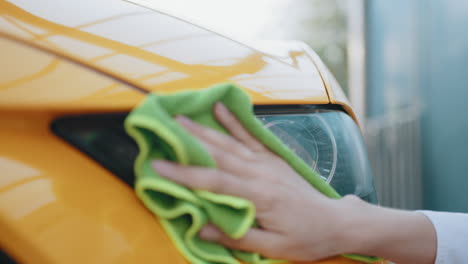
[418,210,468,264]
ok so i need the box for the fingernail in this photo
[199,225,220,241]
[175,115,194,127]
[215,102,228,112]
[152,160,174,175]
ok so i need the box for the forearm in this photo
[338,196,437,264]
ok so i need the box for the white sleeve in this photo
[418,210,468,264]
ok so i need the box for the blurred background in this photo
[149,0,468,212]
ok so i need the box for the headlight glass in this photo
[53,110,377,203]
[257,110,377,203]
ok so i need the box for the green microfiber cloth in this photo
[124,83,381,264]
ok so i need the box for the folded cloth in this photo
[124,83,381,264]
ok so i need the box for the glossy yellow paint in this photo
[0,0,331,107]
[0,35,146,112]
[0,111,188,264]
[0,0,373,263]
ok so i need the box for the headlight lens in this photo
[257,110,377,203]
[53,110,377,203]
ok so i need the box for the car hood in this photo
[0,0,330,106]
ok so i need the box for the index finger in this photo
[213,102,267,153]
[152,160,258,201]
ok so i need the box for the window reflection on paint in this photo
[47,36,113,60]
[0,37,144,106]
[0,178,55,220]
[131,0,349,90]
[97,54,167,78]
[144,72,188,86]
[0,17,30,38]
[231,53,324,99]
[0,157,40,189]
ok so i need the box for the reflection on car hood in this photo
[0,0,330,105]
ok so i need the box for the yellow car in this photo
[0,0,382,263]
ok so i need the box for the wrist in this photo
[332,195,376,254]
[335,196,436,264]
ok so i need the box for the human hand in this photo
[152,102,356,261]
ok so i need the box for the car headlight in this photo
[257,109,377,203]
[53,108,377,203]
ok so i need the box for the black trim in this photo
[51,113,137,187]
[253,104,345,115]
[0,249,17,264]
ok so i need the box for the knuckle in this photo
[260,242,284,258]
[195,125,218,140]
[215,174,233,192]
[228,140,243,152]
[204,170,229,192]
[249,141,267,152]
[240,148,256,161]
[215,152,231,165]
[197,126,212,138]
[186,120,204,134]
[251,187,276,209]
[221,236,240,248]
[165,165,185,181]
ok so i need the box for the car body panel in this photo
[0,0,331,106]
[0,0,376,263]
[0,111,187,264]
[0,35,146,112]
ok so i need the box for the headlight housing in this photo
[53,107,377,203]
[257,108,377,203]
